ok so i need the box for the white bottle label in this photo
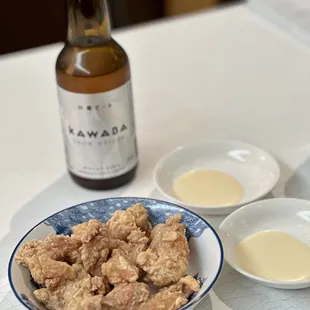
[57,80,138,180]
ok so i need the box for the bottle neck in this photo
[67,0,111,45]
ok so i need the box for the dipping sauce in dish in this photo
[236,231,310,281]
[173,169,243,206]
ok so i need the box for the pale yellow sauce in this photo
[236,231,310,281]
[173,169,243,206]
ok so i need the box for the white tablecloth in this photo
[1,4,310,310]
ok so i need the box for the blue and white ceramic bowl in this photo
[8,197,223,310]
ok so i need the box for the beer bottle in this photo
[56,0,138,189]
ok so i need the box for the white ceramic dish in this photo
[9,197,223,310]
[218,198,310,289]
[154,140,280,215]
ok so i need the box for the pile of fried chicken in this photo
[15,203,200,310]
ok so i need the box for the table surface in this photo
[249,0,310,47]
[1,3,310,310]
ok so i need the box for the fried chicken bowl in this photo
[9,198,223,310]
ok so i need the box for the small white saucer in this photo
[218,198,310,289]
[153,140,280,215]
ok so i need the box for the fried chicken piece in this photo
[126,230,149,260]
[72,220,110,273]
[91,276,111,295]
[71,220,111,295]
[127,204,152,235]
[34,288,64,310]
[139,276,200,310]
[105,229,149,283]
[137,215,189,286]
[38,254,76,288]
[80,295,106,310]
[101,249,139,284]
[15,235,81,287]
[90,250,109,277]
[34,264,97,310]
[18,212,197,310]
[107,203,152,241]
[177,275,200,297]
[65,250,82,265]
[112,229,149,263]
[102,282,149,310]
[72,220,103,243]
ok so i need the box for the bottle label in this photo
[57,80,138,180]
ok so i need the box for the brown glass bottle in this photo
[56,0,138,190]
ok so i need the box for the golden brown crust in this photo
[107,203,152,240]
[137,216,189,286]
[16,235,81,287]
[16,204,200,310]
[138,276,200,310]
[101,249,139,284]
[102,282,149,310]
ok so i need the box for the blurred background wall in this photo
[0,0,242,55]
